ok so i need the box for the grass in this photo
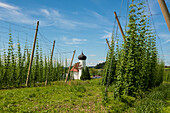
[0,79,107,112]
[0,79,170,113]
[134,83,170,113]
[164,99,170,113]
[164,68,170,82]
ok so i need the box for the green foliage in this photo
[0,78,169,112]
[0,30,68,89]
[80,66,91,80]
[135,98,164,113]
[134,83,170,113]
[0,50,2,88]
[0,79,106,112]
[102,35,116,86]
[89,68,96,76]
[80,67,85,80]
[102,1,164,100]
[70,85,86,93]
[105,98,128,113]
[164,68,170,82]
[95,62,105,69]
[17,38,22,86]
[39,46,43,82]
[121,95,136,106]
[103,82,170,113]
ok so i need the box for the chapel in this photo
[70,52,87,79]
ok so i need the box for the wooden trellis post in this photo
[26,21,39,87]
[158,0,170,31]
[45,40,55,85]
[65,50,76,83]
[105,38,111,50]
[114,12,126,42]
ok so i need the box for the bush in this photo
[80,67,91,80]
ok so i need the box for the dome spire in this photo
[78,52,87,60]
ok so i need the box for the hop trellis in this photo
[103,0,165,100]
[0,20,73,88]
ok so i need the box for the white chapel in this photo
[70,52,87,79]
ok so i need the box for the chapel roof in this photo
[78,52,87,60]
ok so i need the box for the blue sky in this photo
[0,0,169,66]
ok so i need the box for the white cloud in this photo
[0,2,35,25]
[101,31,112,39]
[98,60,105,63]
[41,9,50,16]
[72,38,87,42]
[62,37,87,45]
[161,55,170,57]
[89,54,96,57]
[156,22,166,27]
[87,10,112,25]
[40,9,61,17]
[165,39,170,43]
[101,30,113,42]
[37,9,99,29]
[74,45,79,48]
[87,60,105,66]
[0,2,101,29]
[0,2,19,10]
[52,10,61,17]
[159,34,170,39]
[62,36,67,41]
[158,33,170,44]
[87,62,96,66]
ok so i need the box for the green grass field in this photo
[0,79,107,112]
[0,79,170,113]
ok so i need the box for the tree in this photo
[89,68,96,76]
[80,68,85,80]
[81,67,91,80]
[84,67,91,80]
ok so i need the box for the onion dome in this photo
[78,52,87,60]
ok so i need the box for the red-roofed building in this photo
[70,62,80,72]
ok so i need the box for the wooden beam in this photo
[114,12,126,42]
[26,21,39,87]
[45,40,55,85]
[65,50,76,83]
[158,0,170,31]
[105,38,111,50]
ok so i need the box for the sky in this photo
[0,0,169,66]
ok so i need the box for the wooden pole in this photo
[106,38,111,50]
[45,40,55,85]
[26,21,39,87]
[65,50,76,83]
[114,12,126,42]
[158,0,170,31]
